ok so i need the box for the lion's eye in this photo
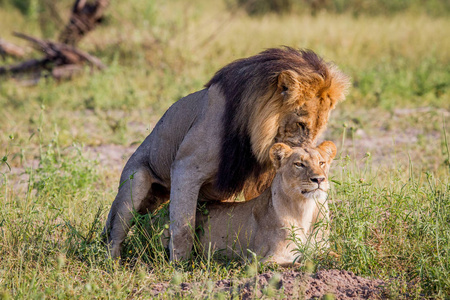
[319,161,325,167]
[294,162,305,168]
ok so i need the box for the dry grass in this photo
[0,0,449,298]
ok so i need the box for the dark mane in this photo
[206,47,331,196]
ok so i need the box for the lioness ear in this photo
[270,143,293,168]
[277,70,299,100]
[317,141,337,163]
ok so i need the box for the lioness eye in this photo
[319,161,325,167]
[294,162,305,168]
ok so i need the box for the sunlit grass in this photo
[0,0,450,298]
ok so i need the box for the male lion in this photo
[162,141,337,266]
[103,47,350,260]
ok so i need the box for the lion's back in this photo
[137,89,209,181]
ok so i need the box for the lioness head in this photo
[269,141,337,198]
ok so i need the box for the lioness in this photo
[104,47,350,260]
[162,141,336,266]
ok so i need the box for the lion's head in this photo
[206,47,349,196]
[274,106,333,147]
[269,141,337,199]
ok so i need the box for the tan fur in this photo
[241,52,349,199]
[244,60,350,164]
[103,48,349,261]
[161,142,337,266]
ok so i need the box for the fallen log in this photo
[0,58,48,75]
[0,0,108,81]
[0,33,105,77]
[14,32,105,69]
[0,38,26,58]
[52,64,84,80]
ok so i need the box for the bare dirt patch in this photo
[85,143,135,172]
[150,269,385,299]
[326,107,449,170]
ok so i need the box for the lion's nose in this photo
[311,177,325,185]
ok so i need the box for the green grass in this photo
[328,156,450,297]
[1,0,450,298]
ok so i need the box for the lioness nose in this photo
[311,177,325,184]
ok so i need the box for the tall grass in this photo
[328,152,450,297]
[236,0,450,16]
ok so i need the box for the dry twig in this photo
[0,39,26,58]
[0,0,109,81]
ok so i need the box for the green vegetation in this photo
[236,0,450,16]
[0,0,449,298]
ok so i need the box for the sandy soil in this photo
[148,269,385,299]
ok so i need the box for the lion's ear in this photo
[277,70,299,102]
[270,143,293,168]
[317,141,337,163]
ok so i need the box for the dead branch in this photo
[59,0,110,46]
[0,58,49,75]
[0,33,105,77]
[0,0,108,81]
[52,64,84,80]
[14,32,106,69]
[0,38,26,58]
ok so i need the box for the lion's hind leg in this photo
[103,167,167,259]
